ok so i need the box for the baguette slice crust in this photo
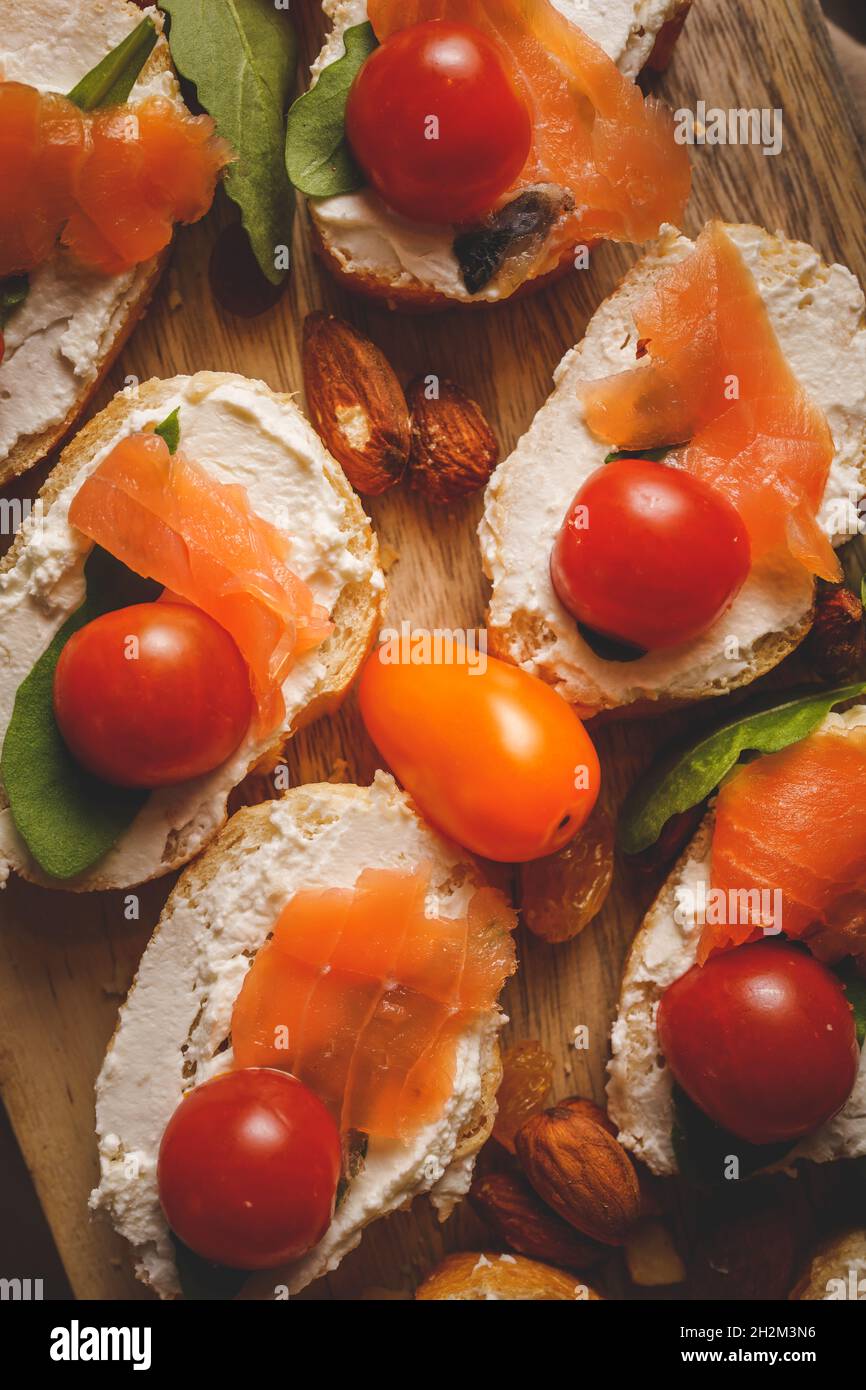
[0,1,181,483]
[307,0,691,310]
[606,707,866,1177]
[0,372,384,891]
[790,1229,866,1300]
[481,223,866,717]
[91,775,507,1299]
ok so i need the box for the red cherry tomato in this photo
[53,602,252,788]
[158,1069,342,1270]
[550,458,751,650]
[346,20,531,225]
[657,941,859,1146]
[359,647,601,862]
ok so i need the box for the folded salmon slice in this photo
[367,0,690,251]
[0,84,88,275]
[581,222,839,581]
[0,83,229,278]
[68,431,332,731]
[231,866,518,1141]
[700,723,866,964]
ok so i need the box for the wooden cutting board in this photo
[1,0,864,1301]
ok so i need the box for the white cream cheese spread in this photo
[480,223,866,712]
[607,706,866,1175]
[0,373,383,889]
[0,3,176,466]
[309,0,683,303]
[91,774,503,1298]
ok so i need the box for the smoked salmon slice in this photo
[700,722,866,964]
[581,222,839,581]
[231,866,518,1141]
[0,83,228,278]
[367,0,690,250]
[68,431,332,731]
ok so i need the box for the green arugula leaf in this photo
[0,274,28,330]
[0,549,160,881]
[154,407,181,455]
[619,682,866,856]
[604,447,671,464]
[285,22,377,197]
[171,1234,247,1301]
[837,961,866,1048]
[67,16,158,110]
[162,0,297,286]
[672,1087,794,1188]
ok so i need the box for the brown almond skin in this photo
[470,1170,605,1271]
[302,312,410,495]
[406,376,499,503]
[556,1096,618,1138]
[515,1106,641,1246]
[806,580,866,682]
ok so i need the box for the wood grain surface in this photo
[1,0,865,1301]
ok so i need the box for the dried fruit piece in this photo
[302,312,410,495]
[453,184,574,295]
[521,802,614,942]
[515,1105,641,1245]
[470,1170,604,1271]
[493,1041,555,1153]
[406,377,499,504]
[416,1251,602,1301]
[806,580,865,682]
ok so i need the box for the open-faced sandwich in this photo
[0,372,383,890]
[481,220,866,715]
[608,694,866,1181]
[292,0,692,307]
[0,0,228,482]
[91,775,516,1298]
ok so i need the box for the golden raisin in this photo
[493,1041,555,1153]
[521,802,614,943]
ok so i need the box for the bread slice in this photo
[306,0,692,309]
[606,705,866,1177]
[481,223,866,717]
[0,371,384,891]
[0,1,183,484]
[790,1228,866,1300]
[91,774,508,1299]
[415,1251,602,1300]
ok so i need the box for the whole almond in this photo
[406,376,499,503]
[302,312,410,495]
[470,1170,604,1271]
[515,1106,641,1245]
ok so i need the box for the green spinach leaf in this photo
[0,275,29,330]
[604,447,671,464]
[285,22,377,197]
[171,1234,247,1301]
[619,682,866,856]
[836,961,866,1048]
[67,16,158,110]
[672,1087,793,1188]
[0,550,159,880]
[163,0,298,285]
[154,407,181,454]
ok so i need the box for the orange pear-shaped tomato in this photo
[359,646,601,862]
